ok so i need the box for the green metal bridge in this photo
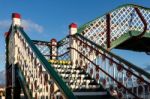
[5,4,150,99]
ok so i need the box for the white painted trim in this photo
[70,28,77,35]
[13,18,21,26]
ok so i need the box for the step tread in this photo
[73,91,107,96]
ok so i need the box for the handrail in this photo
[57,36,69,47]
[16,26,76,99]
[43,51,70,58]
[32,40,50,45]
[58,50,70,57]
[58,42,69,48]
[69,47,140,99]
[71,34,150,86]
[16,65,33,99]
[69,33,150,98]
[76,33,150,79]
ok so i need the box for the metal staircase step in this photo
[74,91,111,99]
[74,66,83,70]
[62,75,94,82]
[58,70,85,74]
[52,65,73,69]
[56,68,81,73]
[59,71,75,74]
[60,73,88,78]
[89,80,98,85]
[68,81,87,86]
[78,70,86,74]
[64,79,94,85]
[54,90,111,99]
[63,75,82,80]
[70,84,100,90]
[73,91,107,96]
[51,63,112,98]
[73,87,104,92]
[59,69,86,75]
[53,65,83,70]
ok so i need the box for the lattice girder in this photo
[78,4,150,49]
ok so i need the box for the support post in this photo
[13,65,21,99]
[106,13,111,50]
[5,13,21,99]
[12,13,21,99]
[69,23,77,67]
[50,39,57,60]
[5,67,12,99]
[5,31,12,99]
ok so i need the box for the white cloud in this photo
[22,19,44,33]
[0,20,11,30]
[0,19,44,33]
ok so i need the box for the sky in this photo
[0,0,150,71]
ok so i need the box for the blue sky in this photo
[0,0,150,71]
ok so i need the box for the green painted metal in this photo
[77,4,150,50]
[76,33,150,79]
[16,26,76,99]
[110,30,150,49]
[16,65,33,99]
[77,4,150,34]
[32,39,50,44]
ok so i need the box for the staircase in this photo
[5,4,150,99]
[51,63,112,99]
[32,33,113,98]
[5,25,113,99]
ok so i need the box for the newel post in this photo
[50,39,58,60]
[69,23,78,67]
[12,13,21,99]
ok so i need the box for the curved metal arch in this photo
[78,4,150,33]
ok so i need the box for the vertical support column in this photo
[13,65,21,99]
[106,13,111,50]
[5,32,12,99]
[5,67,12,99]
[5,12,21,99]
[12,13,21,99]
[69,23,77,67]
[50,39,57,60]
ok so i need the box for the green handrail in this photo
[32,40,50,44]
[16,66,33,99]
[76,33,150,79]
[15,26,76,99]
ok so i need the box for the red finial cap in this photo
[12,13,21,19]
[51,38,57,42]
[69,23,77,28]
